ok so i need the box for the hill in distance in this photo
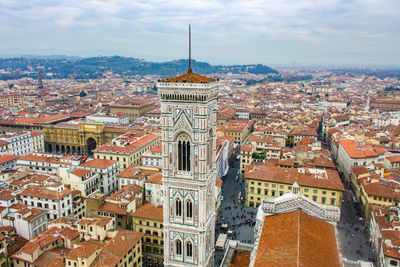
[0,56,278,80]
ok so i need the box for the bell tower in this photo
[158,25,218,267]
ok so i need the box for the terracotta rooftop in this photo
[387,156,400,163]
[339,140,379,159]
[66,241,104,260]
[245,165,344,191]
[91,229,144,266]
[131,203,163,221]
[0,189,15,201]
[163,69,215,84]
[78,216,112,228]
[70,168,92,178]
[19,185,71,200]
[98,202,128,215]
[95,134,159,154]
[254,210,340,267]
[229,251,251,267]
[0,154,19,164]
[80,158,117,169]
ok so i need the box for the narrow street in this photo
[214,158,256,266]
[337,181,376,264]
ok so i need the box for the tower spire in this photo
[188,24,192,72]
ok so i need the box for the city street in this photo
[337,182,376,264]
[214,158,256,266]
[214,157,377,266]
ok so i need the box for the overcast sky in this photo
[0,0,399,66]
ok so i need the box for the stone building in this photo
[43,121,127,155]
[158,67,218,266]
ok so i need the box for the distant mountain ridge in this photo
[0,56,278,80]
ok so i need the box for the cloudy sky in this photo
[0,0,399,66]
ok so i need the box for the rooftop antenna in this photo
[188,24,192,72]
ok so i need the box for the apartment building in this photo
[94,132,160,171]
[245,165,344,208]
[0,203,47,240]
[131,203,163,266]
[19,183,73,221]
[58,167,100,197]
[80,159,119,195]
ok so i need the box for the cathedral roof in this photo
[163,69,215,84]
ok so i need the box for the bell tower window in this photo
[175,198,182,216]
[208,129,213,169]
[176,239,182,255]
[176,133,191,171]
[186,241,193,257]
[186,199,193,219]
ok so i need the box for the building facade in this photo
[43,121,126,155]
[158,69,218,266]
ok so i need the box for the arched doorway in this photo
[61,145,65,153]
[77,147,81,155]
[72,147,76,154]
[55,145,60,153]
[66,146,70,154]
[86,138,97,156]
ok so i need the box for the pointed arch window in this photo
[176,239,182,255]
[177,133,191,171]
[186,199,193,219]
[186,241,193,257]
[175,198,182,216]
[208,129,213,169]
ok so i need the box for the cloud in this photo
[0,0,399,65]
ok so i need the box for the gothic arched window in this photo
[176,239,182,255]
[175,198,182,216]
[186,241,193,257]
[177,133,191,171]
[186,199,193,219]
[208,129,213,169]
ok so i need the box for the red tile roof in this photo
[131,203,163,221]
[254,210,341,267]
[164,69,215,83]
[245,165,344,191]
[80,159,117,169]
[339,140,379,159]
[91,229,144,266]
[0,154,19,164]
[19,185,71,200]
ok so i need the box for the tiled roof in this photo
[146,173,162,184]
[229,251,251,267]
[19,185,71,200]
[107,184,142,202]
[0,154,19,164]
[80,159,117,169]
[387,156,400,163]
[66,241,104,260]
[0,189,15,201]
[18,154,50,162]
[117,165,160,180]
[254,210,341,267]
[164,69,215,83]
[98,202,128,215]
[339,139,379,159]
[131,203,163,221]
[362,181,397,199]
[71,168,92,177]
[95,134,159,154]
[245,165,344,191]
[91,229,144,266]
[78,216,112,228]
